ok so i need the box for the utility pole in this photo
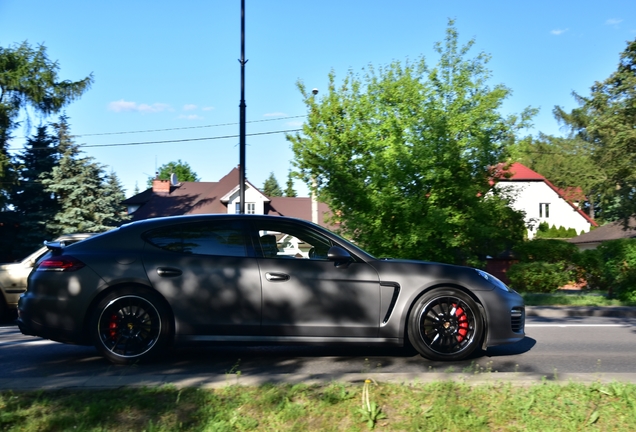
[238,0,247,213]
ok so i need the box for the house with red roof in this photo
[493,162,597,239]
[122,167,333,227]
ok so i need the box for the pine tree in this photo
[9,125,61,255]
[103,171,129,227]
[262,172,283,197]
[41,117,126,234]
[284,170,297,197]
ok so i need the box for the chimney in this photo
[152,179,171,193]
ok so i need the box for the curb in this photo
[3,372,636,391]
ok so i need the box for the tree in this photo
[41,117,127,234]
[147,159,199,187]
[288,21,533,265]
[262,172,283,197]
[554,38,636,224]
[0,42,93,205]
[8,125,61,256]
[284,170,297,197]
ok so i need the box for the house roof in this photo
[122,168,334,226]
[497,162,598,227]
[568,218,636,245]
[122,168,240,220]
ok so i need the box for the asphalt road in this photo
[2,311,636,389]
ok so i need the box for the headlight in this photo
[475,269,511,292]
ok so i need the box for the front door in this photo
[250,219,381,338]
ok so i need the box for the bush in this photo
[507,262,573,293]
[512,238,579,263]
[595,239,636,301]
[572,248,605,290]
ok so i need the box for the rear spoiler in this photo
[43,241,66,254]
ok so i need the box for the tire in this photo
[90,288,173,365]
[407,288,483,361]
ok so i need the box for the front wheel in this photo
[408,288,483,361]
[90,288,173,365]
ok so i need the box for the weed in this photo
[358,379,387,430]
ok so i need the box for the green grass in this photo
[2,381,636,431]
[521,290,631,307]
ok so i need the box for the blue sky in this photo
[2,0,635,197]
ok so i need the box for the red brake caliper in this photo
[108,314,118,340]
[454,304,469,342]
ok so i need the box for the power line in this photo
[79,129,302,148]
[75,115,306,137]
[6,128,303,152]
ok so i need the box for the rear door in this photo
[142,219,261,336]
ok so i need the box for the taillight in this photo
[36,255,86,272]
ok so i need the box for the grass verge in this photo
[521,291,630,307]
[2,381,636,431]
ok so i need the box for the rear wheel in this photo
[408,288,483,361]
[90,288,173,365]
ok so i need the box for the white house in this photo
[493,162,597,239]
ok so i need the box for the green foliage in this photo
[593,239,636,301]
[288,21,532,265]
[535,222,578,239]
[0,41,93,206]
[508,239,579,292]
[147,159,199,187]
[263,171,283,197]
[284,169,297,197]
[41,117,128,234]
[7,125,61,256]
[512,238,579,263]
[552,38,636,223]
[507,262,572,293]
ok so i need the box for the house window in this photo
[235,202,256,214]
[539,203,550,218]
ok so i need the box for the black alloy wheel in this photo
[408,288,483,361]
[91,288,172,365]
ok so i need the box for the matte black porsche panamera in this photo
[18,215,525,365]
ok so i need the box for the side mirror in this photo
[327,246,352,266]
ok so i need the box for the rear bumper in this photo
[17,294,88,345]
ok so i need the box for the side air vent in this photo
[511,307,525,333]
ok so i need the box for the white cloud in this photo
[606,18,623,26]
[263,112,287,117]
[183,104,198,111]
[286,121,304,127]
[108,99,171,113]
[550,28,569,35]
[178,114,203,120]
[202,106,215,111]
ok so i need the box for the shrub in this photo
[572,248,605,291]
[595,239,636,301]
[507,262,572,293]
[512,238,579,263]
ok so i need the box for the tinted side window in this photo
[253,221,333,260]
[144,221,247,257]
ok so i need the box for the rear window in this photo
[144,221,247,257]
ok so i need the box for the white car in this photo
[0,233,93,321]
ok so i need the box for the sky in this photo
[1,0,635,198]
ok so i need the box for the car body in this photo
[18,215,525,364]
[0,233,93,321]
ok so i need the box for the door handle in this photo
[265,272,290,282]
[157,267,182,277]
